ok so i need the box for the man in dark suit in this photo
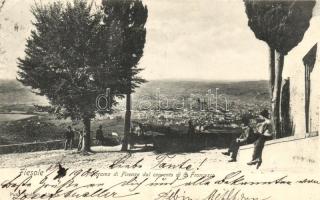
[64,126,74,150]
[96,125,104,145]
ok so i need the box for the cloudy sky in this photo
[0,0,270,81]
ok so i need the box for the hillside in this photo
[0,80,48,106]
[133,79,269,103]
[0,79,269,107]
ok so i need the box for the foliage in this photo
[102,0,148,93]
[244,0,315,55]
[17,0,120,121]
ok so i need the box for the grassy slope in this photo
[0,114,125,145]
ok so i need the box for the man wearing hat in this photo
[222,114,255,162]
[247,109,273,169]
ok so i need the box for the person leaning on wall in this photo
[222,114,255,162]
[247,109,273,169]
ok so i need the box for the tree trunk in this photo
[121,93,131,151]
[81,117,91,153]
[269,48,276,135]
[271,50,284,139]
[305,64,311,133]
[269,47,275,95]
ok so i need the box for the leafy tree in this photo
[244,0,315,137]
[102,0,148,151]
[17,0,120,153]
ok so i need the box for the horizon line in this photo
[0,77,269,82]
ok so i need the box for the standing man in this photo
[188,120,195,136]
[96,125,104,145]
[64,126,74,150]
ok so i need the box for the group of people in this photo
[64,124,121,150]
[222,109,272,169]
[64,125,106,151]
[64,126,84,151]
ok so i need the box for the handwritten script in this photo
[1,154,319,200]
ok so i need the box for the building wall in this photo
[283,2,320,138]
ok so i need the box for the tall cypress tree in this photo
[102,0,148,151]
[244,0,315,137]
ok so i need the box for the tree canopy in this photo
[244,0,315,55]
[102,0,148,94]
[17,0,120,121]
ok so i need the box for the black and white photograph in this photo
[0,0,319,199]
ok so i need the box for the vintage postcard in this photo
[0,0,319,199]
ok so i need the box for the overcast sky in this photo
[0,0,270,81]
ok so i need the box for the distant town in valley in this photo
[0,79,269,148]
